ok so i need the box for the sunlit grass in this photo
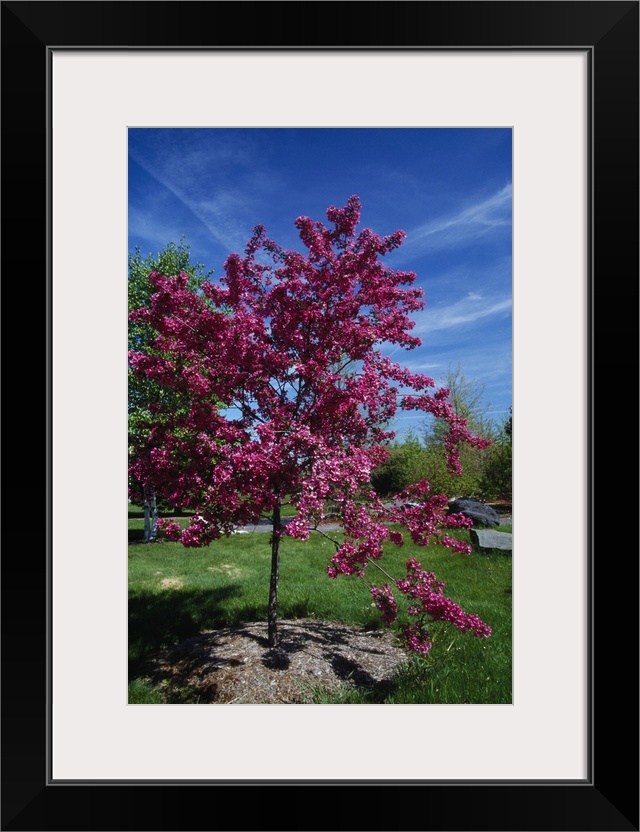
[129,521,511,704]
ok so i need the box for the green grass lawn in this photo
[129,515,512,705]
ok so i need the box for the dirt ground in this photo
[145,618,409,704]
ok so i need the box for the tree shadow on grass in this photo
[128,529,189,543]
[128,508,195,520]
[128,585,240,678]
[232,598,315,628]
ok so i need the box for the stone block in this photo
[470,529,513,551]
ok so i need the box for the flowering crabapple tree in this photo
[128,196,492,651]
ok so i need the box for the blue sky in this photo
[128,128,512,440]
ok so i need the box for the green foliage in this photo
[128,235,213,311]
[422,442,488,499]
[479,408,513,500]
[128,237,216,508]
[370,430,427,495]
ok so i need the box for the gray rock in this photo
[448,497,500,527]
[470,529,513,551]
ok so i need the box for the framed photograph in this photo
[3,2,637,830]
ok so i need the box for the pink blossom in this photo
[370,584,398,625]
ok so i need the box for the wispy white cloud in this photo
[130,156,253,255]
[129,134,280,256]
[413,292,512,335]
[405,184,512,253]
[127,205,192,253]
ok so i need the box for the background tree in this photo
[422,361,497,498]
[129,197,492,652]
[479,406,512,500]
[128,237,214,539]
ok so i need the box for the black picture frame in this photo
[2,2,638,830]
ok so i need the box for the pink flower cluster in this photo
[394,557,492,651]
[370,584,398,625]
[156,518,182,541]
[400,623,433,656]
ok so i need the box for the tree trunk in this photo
[150,493,158,540]
[143,490,158,542]
[267,500,282,648]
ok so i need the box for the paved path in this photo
[236,513,511,534]
[235,517,342,534]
